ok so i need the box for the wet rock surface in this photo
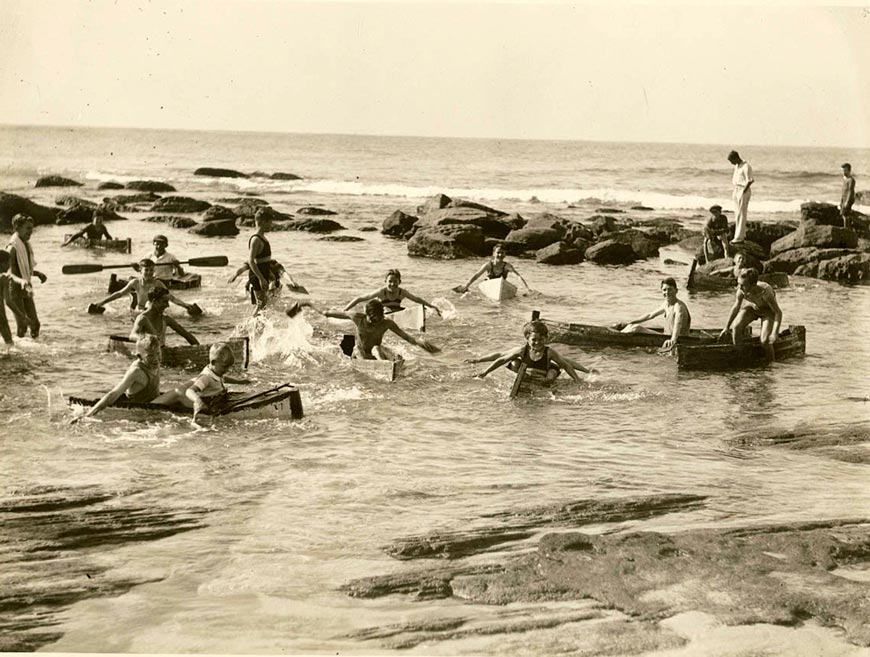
[731,422,870,464]
[193,167,248,178]
[35,175,82,188]
[0,484,208,651]
[0,192,59,230]
[125,180,176,192]
[142,215,198,229]
[151,196,212,213]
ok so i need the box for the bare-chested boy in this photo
[615,277,691,350]
[130,287,198,346]
[299,298,439,360]
[62,209,113,246]
[719,268,782,348]
[90,258,197,314]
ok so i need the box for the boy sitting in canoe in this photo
[719,268,782,348]
[454,245,531,294]
[614,277,691,351]
[130,287,199,347]
[344,269,441,316]
[472,319,590,384]
[79,335,162,420]
[62,209,113,246]
[297,298,439,360]
[153,343,250,420]
[90,258,198,314]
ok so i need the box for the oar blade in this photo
[187,256,229,267]
[63,264,104,274]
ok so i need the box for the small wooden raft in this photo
[540,318,724,350]
[478,277,517,302]
[64,235,132,253]
[107,335,250,370]
[674,325,806,370]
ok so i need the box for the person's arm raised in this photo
[343,289,379,312]
[455,263,489,293]
[165,316,199,345]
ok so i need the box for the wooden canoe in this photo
[687,270,790,291]
[674,325,806,370]
[478,277,517,302]
[107,272,202,294]
[64,235,132,253]
[339,334,404,382]
[386,304,426,332]
[539,318,725,350]
[107,335,250,370]
[68,384,303,420]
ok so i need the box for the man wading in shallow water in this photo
[6,214,47,338]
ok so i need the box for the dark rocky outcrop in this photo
[631,205,654,211]
[188,218,239,237]
[633,218,696,245]
[605,228,660,259]
[764,247,853,274]
[150,196,212,213]
[360,226,378,232]
[408,225,486,259]
[586,215,624,237]
[536,242,585,265]
[97,181,125,190]
[416,194,453,215]
[382,210,418,238]
[417,207,513,240]
[270,172,302,180]
[504,227,562,251]
[142,215,197,229]
[319,235,364,242]
[35,175,82,188]
[55,202,97,225]
[285,217,344,233]
[0,193,59,231]
[447,199,507,216]
[54,195,96,208]
[770,224,858,256]
[801,201,842,227]
[110,192,161,205]
[193,167,248,178]
[817,253,870,283]
[745,220,798,253]
[125,180,176,193]
[584,239,638,265]
[201,205,238,222]
[596,207,624,214]
[296,206,337,216]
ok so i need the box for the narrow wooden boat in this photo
[64,235,132,253]
[539,317,725,350]
[674,325,806,370]
[687,270,790,291]
[107,272,202,294]
[339,334,404,382]
[68,384,303,420]
[107,335,250,369]
[386,304,426,332]
[478,277,517,302]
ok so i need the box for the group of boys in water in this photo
[2,193,787,422]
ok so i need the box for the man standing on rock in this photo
[728,150,754,243]
[840,163,856,230]
[5,214,47,338]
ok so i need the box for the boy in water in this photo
[472,319,590,384]
[91,258,197,314]
[130,287,199,346]
[0,250,21,349]
[615,277,692,351]
[80,335,162,420]
[719,268,782,349]
[455,245,531,294]
[344,269,441,316]
[299,298,439,360]
[154,343,250,420]
[6,214,47,338]
[62,208,113,246]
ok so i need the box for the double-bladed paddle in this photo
[63,255,229,275]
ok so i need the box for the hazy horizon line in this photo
[2,121,868,153]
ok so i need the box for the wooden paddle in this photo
[63,255,229,275]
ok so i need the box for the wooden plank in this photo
[675,325,806,370]
[540,319,723,349]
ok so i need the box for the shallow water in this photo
[1,128,869,653]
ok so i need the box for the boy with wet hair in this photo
[615,277,692,351]
[473,319,591,384]
[130,287,199,346]
[455,245,531,294]
[6,214,46,338]
[91,258,197,314]
[720,267,782,348]
[344,269,441,316]
[62,209,113,246]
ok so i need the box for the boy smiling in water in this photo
[344,269,441,316]
[472,320,590,384]
[455,245,530,294]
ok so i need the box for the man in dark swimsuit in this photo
[247,210,279,313]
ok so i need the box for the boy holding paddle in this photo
[89,258,199,315]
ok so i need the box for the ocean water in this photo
[1,125,869,654]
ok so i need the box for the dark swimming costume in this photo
[487,261,508,279]
[124,361,160,403]
[247,234,278,298]
[379,287,404,311]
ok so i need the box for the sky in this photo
[1,0,869,147]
